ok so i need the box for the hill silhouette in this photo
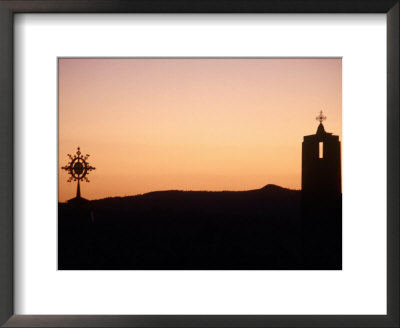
[58,184,341,270]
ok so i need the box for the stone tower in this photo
[302,111,341,195]
[301,111,342,269]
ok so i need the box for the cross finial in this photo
[316,110,327,124]
[61,147,96,198]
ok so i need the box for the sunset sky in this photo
[58,58,341,202]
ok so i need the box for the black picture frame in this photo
[0,1,398,327]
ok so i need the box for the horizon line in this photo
[59,183,301,203]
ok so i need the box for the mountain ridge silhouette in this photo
[58,183,340,270]
[75,183,299,203]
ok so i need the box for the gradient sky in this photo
[58,58,341,202]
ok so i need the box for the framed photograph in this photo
[57,57,342,271]
[0,1,398,327]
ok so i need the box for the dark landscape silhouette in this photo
[58,184,341,270]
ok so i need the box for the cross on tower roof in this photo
[316,110,327,124]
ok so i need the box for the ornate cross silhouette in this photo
[61,147,95,198]
[315,110,327,124]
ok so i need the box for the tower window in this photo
[319,142,323,158]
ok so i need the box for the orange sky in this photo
[58,58,341,202]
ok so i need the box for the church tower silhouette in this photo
[301,111,342,269]
[302,111,341,194]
